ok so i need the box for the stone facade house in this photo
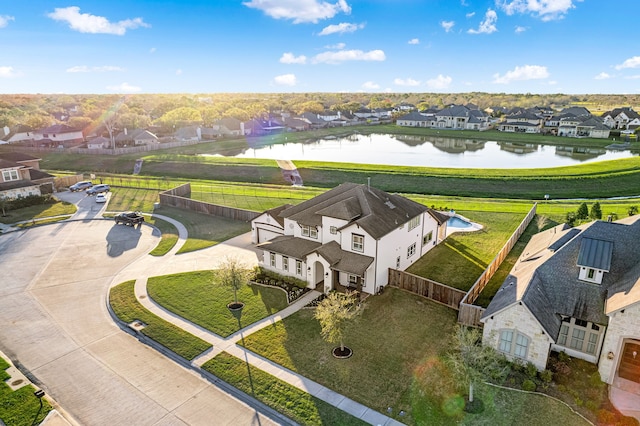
[252,182,449,295]
[0,153,54,200]
[481,216,640,388]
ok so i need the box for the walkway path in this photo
[125,213,403,426]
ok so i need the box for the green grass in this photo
[109,280,212,360]
[147,271,288,337]
[105,187,160,213]
[0,357,53,426]
[0,199,76,224]
[240,288,458,423]
[156,206,251,254]
[202,353,368,426]
[147,216,179,256]
[407,211,524,291]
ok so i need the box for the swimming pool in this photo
[447,216,473,228]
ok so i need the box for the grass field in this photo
[0,198,76,224]
[109,280,212,360]
[0,357,52,426]
[147,271,288,337]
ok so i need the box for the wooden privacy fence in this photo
[53,174,83,191]
[388,269,466,310]
[457,202,537,327]
[159,182,260,222]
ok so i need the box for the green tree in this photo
[576,202,589,220]
[445,326,510,404]
[155,107,202,128]
[565,211,577,227]
[314,291,362,353]
[628,206,639,216]
[219,256,252,306]
[590,202,602,220]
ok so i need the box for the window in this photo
[587,268,595,279]
[575,319,588,328]
[348,275,358,287]
[301,225,317,238]
[396,256,401,268]
[283,256,289,272]
[558,324,569,346]
[586,333,598,354]
[408,216,420,231]
[407,242,416,258]
[499,330,513,353]
[330,226,337,235]
[296,260,302,276]
[270,252,275,267]
[570,328,585,351]
[514,334,529,359]
[2,170,19,181]
[352,234,364,252]
[422,231,433,246]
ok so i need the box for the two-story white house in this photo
[252,183,448,295]
[481,216,640,390]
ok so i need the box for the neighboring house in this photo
[397,105,489,130]
[116,129,160,146]
[33,124,84,148]
[214,117,244,136]
[87,136,110,149]
[499,111,543,133]
[0,152,54,199]
[252,182,449,295]
[558,116,611,138]
[396,111,431,127]
[282,117,311,132]
[481,216,640,389]
[1,125,35,144]
[174,126,200,142]
[299,112,328,129]
[602,107,640,130]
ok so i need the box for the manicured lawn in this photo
[147,216,179,256]
[0,357,52,426]
[105,187,160,213]
[109,280,212,360]
[147,271,288,337]
[202,353,368,426]
[239,288,458,423]
[0,199,76,224]
[407,211,525,291]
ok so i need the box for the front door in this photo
[618,341,640,383]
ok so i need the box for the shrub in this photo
[565,211,577,226]
[6,194,53,211]
[525,362,538,379]
[585,400,598,413]
[511,357,524,372]
[590,202,602,220]
[576,202,589,220]
[539,369,553,384]
[557,351,571,362]
[522,380,536,392]
[628,205,638,216]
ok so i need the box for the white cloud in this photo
[426,74,453,89]
[625,75,640,80]
[106,82,141,93]
[280,52,307,64]
[176,69,183,76]
[493,65,549,84]
[394,77,421,87]
[66,65,124,73]
[312,49,385,64]
[274,73,297,86]
[468,9,497,34]
[324,42,346,49]
[0,66,18,78]
[243,0,351,24]
[319,22,364,36]
[441,21,455,32]
[594,72,611,80]
[362,81,379,90]
[408,38,420,45]
[615,56,640,70]
[497,0,579,21]
[47,6,149,35]
[515,26,527,33]
[466,12,476,18]
[0,15,15,28]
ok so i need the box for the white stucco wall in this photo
[482,303,553,370]
[598,302,640,384]
[251,212,284,244]
[321,216,348,244]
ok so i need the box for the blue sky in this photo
[1,0,639,94]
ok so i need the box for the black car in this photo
[69,181,93,192]
[114,211,145,226]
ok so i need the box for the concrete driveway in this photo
[0,215,279,425]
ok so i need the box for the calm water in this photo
[205,133,636,169]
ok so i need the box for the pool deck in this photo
[445,213,483,237]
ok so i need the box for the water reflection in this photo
[200,133,636,169]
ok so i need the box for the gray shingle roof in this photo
[256,235,321,259]
[483,217,640,340]
[279,183,429,240]
[314,241,374,276]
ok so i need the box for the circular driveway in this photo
[0,217,278,425]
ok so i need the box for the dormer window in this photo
[576,238,612,285]
[301,225,317,239]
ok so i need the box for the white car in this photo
[95,193,108,203]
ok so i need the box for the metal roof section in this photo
[577,238,613,271]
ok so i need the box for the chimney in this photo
[124,128,128,135]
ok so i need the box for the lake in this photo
[203,133,637,169]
